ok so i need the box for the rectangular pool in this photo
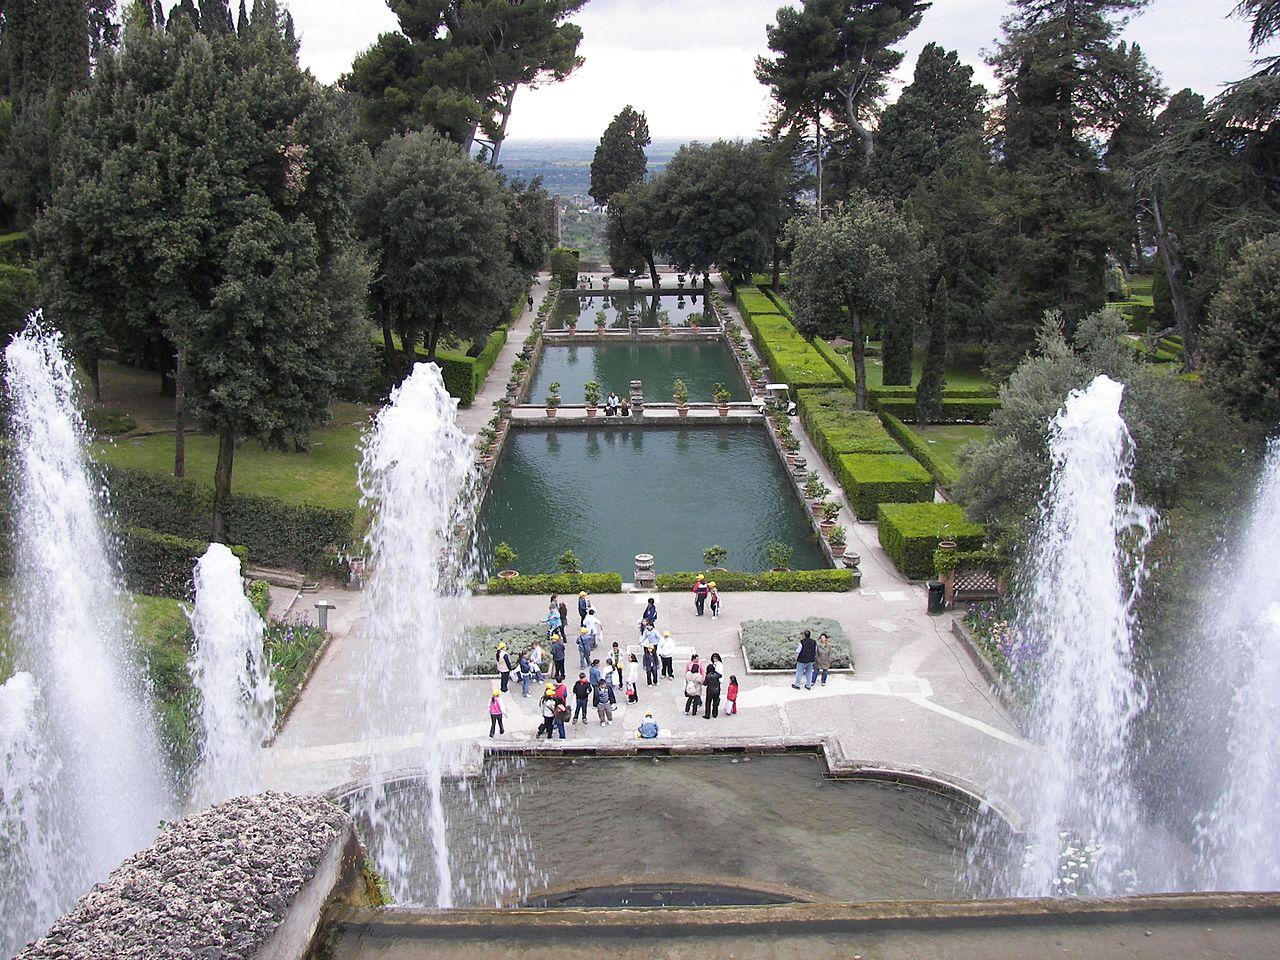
[476,425,828,576]
[528,341,750,405]
[551,291,717,330]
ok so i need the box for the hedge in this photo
[458,623,544,675]
[880,413,959,488]
[835,453,934,520]
[877,502,985,581]
[653,569,855,592]
[874,397,1000,423]
[733,284,842,392]
[485,572,623,595]
[100,463,356,572]
[0,231,31,264]
[0,262,38,339]
[797,389,902,464]
[932,548,1009,579]
[812,337,858,392]
[869,385,997,401]
[548,247,580,287]
[118,526,248,600]
[434,323,511,405]
[740,618,853,670]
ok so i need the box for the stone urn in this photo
[634,553,656,590]
[497,569,520,580]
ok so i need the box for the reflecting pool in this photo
[528,341,749,405]
[551,291,717,330]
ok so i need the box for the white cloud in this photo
[286,0,1262,140]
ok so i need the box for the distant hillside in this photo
[495,138,688,201]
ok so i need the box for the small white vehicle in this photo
[752,383,796,416]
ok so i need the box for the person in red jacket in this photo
[692,574,710,616]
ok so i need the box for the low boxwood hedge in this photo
[458,623,544,675]
[740,618,853,670]
[735,285,842,392]
[485,572,623,595]
[874,396,1000,424]
[101,463,356,572]
[834,453,933,520]
[879,413,958,488]
[877,502,985,580]
[653,569,854,592]
[118,526,248,599]
[797,389,902,464]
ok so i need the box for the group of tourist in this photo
[791,628,835,690]
[485,588,742,739]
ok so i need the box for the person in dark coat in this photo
[702,661,722,719]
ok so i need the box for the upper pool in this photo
[528,341,750,405]
[551,291,718,330]
[476,424,827,576]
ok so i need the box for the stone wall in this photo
[17,792,364,960]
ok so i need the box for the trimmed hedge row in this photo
[874,397,1000,423]
[879,413,959,488]
[835,453,934,520]
[435,323,512,405]
[653,569,855,592]
[877,502,985,580]
[870,385,997,400]
[736,291,843,392]
[485,572,623,595]
[101,463,356,572]
[796,389,902,464]
[118,526,248,599]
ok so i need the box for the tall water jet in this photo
[187,542,276,810]
[0,673,73,957]
[1196,439,1280,889]
[1004,374,1156,896]
[355,362,477,907]
[1,320,172,946]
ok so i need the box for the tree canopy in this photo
[589,105,649,206]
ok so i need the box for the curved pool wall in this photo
[552,290,717,330]
[335,749,1011,909]
[528,340,751,405]
[474,424,828,576]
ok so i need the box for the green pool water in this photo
[552,291,717,330]
[528,341,749,405]
[476,425,827,576]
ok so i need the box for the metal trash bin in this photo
[927,580,946,615]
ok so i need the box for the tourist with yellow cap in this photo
[488,689,504,738]
[708,580,721,619]
[495,642,513,694]
[577,590,590,629]
[536,683,559,739]
[692,574,710,616]
[658,629,676,680]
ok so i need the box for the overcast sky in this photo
[287,0,1261,141]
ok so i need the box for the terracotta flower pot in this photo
[545,407,557,418]
[677,405,689,418]
[586,406,597,419]
[717,404,729,417]
[820,519,835,533]
[810,500,824,517]
[830,544,846,558]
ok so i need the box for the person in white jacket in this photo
[625,653,640,702]
[657,631,676,680]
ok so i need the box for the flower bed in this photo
[961,600,1016,682]
[739,618,853,670]
[458,623,544,675]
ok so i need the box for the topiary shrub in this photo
[797,389,903,464]
[877,502,984,580]
[739,618,853,670]
[834,453,933,519]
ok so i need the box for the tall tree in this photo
[986,0,1157,359]
[355,129,519,371]
[653,139,789,284]
[40,0,370,539]
[346,0,585,154]
[758,0,929,213]
[788,201,929,406]
[589,105,649,206]
[1202,233,1280,426]
[604,177,661,285]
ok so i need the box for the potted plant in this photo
[804,478,830,515]
[827,525,847,558]
[545,381,561,418]
[673,378,689,417]
[747,359,763,384]
[702,544,728,572]
[556,548,582,575]
[821,501,840,532]
[713,383,731,416]
[658,309,671,334]
[494,542,520,579]
[584,380,601,418]
[765,540,793,572]
[595,309,608,333]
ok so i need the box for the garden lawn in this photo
[841,349,994,393]
[910,424,993,478]
[92,403,370,512]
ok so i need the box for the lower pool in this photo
[528,341,749,405]
[351,754,991,908]
[476,425,827,576]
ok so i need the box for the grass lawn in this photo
[911,424,993,478]
[92,407,368,512]
[833,345,995,392]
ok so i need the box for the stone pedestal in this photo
[634,553,655,590]
[630,379,644,417]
